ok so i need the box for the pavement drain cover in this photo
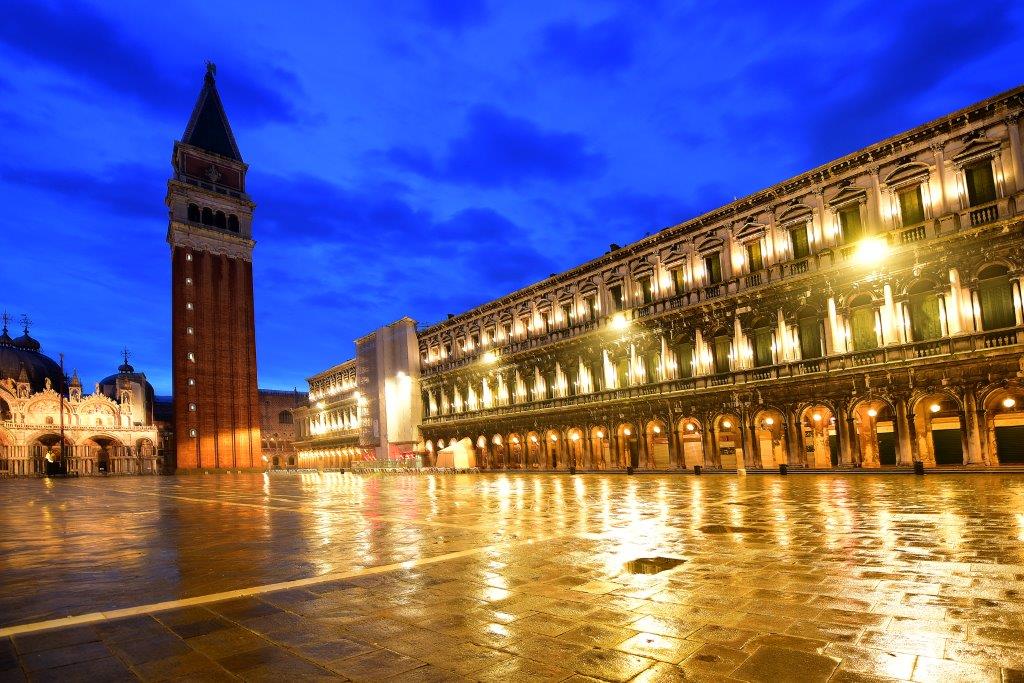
[624,557,686,574]
[698,524,764,534]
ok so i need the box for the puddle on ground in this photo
[698,524,764,534]
[623,557,686,574]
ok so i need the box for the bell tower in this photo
[167,63,261,471]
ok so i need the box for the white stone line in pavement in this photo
[0,532,570,639]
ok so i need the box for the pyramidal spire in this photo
[181,61,243,161]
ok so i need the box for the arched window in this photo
[615,358,629,388]
[278,410,293,424]
[908,281,942,341]
[977,265,1015,331]
[227,214,239,232]
[201,207,214,226]
[188,204,201,222]
[849,294,878,351]
[214,211,226,230]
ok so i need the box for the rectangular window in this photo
[704,253,723,285]
[676,343,693,378]
[609,284,625,311]
[910,294,942,342]
[584,295,598,319]
[850,307,878,351]
[502,323,512,341]
[470,333,479,347]
[745,241,763,272]
[713,337,731,373]
[798,317,822,359]
[978,280,1016,331]
[753,328,773,367]
[561,304,572,326]
[898,185,925,225]
[671,266,686,294]
[838,206,863,242]
[965,162,997,206]
[790,225,810,260]
[640,277,653,304]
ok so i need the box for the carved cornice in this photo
[167,221,255,261]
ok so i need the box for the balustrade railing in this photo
[420,326,1024,424]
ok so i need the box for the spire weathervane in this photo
[20,314,31,333]
[1,311,9,333]
[205,61,217,83]
[122,347,132,366]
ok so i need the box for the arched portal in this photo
[544,429,562,469]
[799,404,836,468]
[910,391,964,466]
[753,408,786,468]
[676,418,704,469]
[526,431,542,469]
[507,433,524,469]
[982,386,1024,464]
[616,423,638,469]
[852,399,896,467]
[566,428,584,469]
[645,420,670,469]
[589,426,610,469]
[713,413,741,469]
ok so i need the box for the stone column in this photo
[931,143,950,216]
[836,402,853,466]
[963,388,986,465]
[868,167,884,232]
[786,407,802,466]
[701,420,715,468]
[895,398,914,465]
[1007,114,1024,195]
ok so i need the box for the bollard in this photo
[913,460,925,475]
[693,465,702,476]
[569,466,577,475]
[779,463,788,475]
[626,466,635,475]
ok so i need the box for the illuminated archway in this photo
[645,420,669,469]
[676,417,704,469]
[753,408,786,468]
[799,404,836,468]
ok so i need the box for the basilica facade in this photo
[298,84,1024,471]
[0,319,162,476]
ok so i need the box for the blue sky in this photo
[0,0,1021,393]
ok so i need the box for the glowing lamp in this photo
[853,237,889,267]
[571,432,580,441]
[610,313,628,331]
[812,413,822,422]
[596,430,605,438]
[1002,397,1016,409]
[550,434,558,442]
[685,423,695,432]
[722,420,732,429]
[653,426,661,434]
[623,428,632,436]
[482,350,497,364]
[929,403,941,413]
[867,408,878,417]
[764,417,775,426]
[530,435,538,443]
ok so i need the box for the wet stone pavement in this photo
[1,473,1024,681]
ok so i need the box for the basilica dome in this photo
[98,357,155,425]
[0,326,64,393]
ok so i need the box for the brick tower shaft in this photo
[167,63,262,471]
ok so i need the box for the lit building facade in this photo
[0,320,162,476]
[301,85,1024,470]
[294,319,422,468]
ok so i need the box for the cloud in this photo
[537,17,636,74]
[418,0,490,31]
[387,105,606,187]
[733,0,1014,165]
[0,0,303,126]
[0,162,164,221]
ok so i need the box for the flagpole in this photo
[59,352,66,475]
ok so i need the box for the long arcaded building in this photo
[295,84,1024,471]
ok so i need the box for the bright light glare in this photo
[610,313,628,330]
[853,237,888,267]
